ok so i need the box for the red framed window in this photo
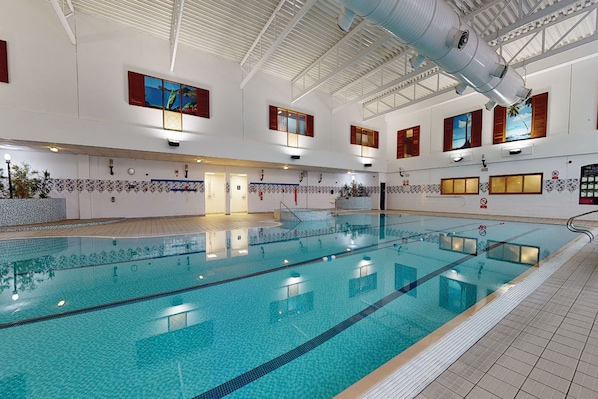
[397,125,420,158]
[269,105,314,136]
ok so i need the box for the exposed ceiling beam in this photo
[240,0,286,67]
[240,0,318,89]
[169,0,185,72]
[481,0,584,41]
[49,0,76,45]
[291,21,391,102]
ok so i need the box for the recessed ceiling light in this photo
[196,159,202,163]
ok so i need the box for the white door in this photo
[229,174,248,213]
[205,173,226,214]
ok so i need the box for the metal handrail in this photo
[566,210,596,242]
[280,201,301,222]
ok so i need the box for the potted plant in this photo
[3,162,51,199]
[0,162,64,226]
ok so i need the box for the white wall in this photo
[384,54,598,220]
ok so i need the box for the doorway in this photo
[229,174,248,213]
[205,173,226,214]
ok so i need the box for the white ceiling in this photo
[14,0,597,170]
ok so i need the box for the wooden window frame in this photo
[493,92,548,144]
[443,109,482,152]
[269,105,314,136]
[397,125,420,158]
[489,173,543,194]
[441,177,480,195]
[350,125,379,149]
[128,71,210,118]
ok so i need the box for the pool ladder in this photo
[566,210,596,242]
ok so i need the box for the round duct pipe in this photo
[337,0,531,107]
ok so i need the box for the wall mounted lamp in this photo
[290,154,300,160]
[299,171,304,183]
[399,167,404,177]
[481,154,487,168]
[167,139,180,147]
[318,173,322,183]
[364,163,372,168]
[184,164,188,178]
[260,169,264,181]
[109,158,114,175]
[509,148,522,155]
[452,154,464,162]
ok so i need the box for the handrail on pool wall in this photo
[566,210,596,242]
[280,201,302,222]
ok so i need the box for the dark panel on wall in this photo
[196,88,210,118]
[531,92,548,138]
[470,109,483,147]
[493,105,507,144]
[269,105,278,130]
[412,125,420,156]
[306,114,314,137]
[127,71,145,106]
[0,40,7,84]
[443,117,453,152]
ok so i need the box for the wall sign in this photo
[579,164,598,205]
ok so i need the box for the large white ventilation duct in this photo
[337,0,531,109]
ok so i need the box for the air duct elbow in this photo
[455,82,468,95]
[410,53,426,70]
[490,63,508,79]
[485,100,497,111]
[337,7,355,32]
[517,87,532,101]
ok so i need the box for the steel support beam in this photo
[169,0,185,72]
[240,0,317,89]
[291,21,391,102]
[49,0,76,45]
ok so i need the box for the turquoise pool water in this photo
[0,214,577,398]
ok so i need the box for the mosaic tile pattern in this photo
[49,178,204,193]
[249,182,379,195]
[43,179,378,197]
[0,198,66,227]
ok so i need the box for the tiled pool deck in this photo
[1,211,597,399]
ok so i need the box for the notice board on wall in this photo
[579,164,598,205]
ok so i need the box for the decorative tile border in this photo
[48,178,204,194]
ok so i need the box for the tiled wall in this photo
[0,198,66,226]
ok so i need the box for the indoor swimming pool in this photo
[0,213,579,398]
